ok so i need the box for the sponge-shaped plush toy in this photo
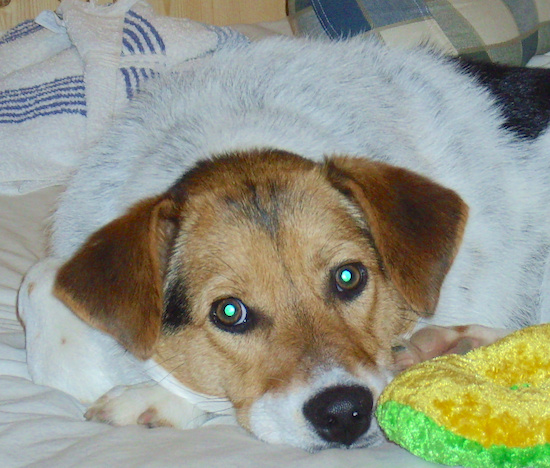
[376,324,550,468]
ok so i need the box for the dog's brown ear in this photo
[326,156,468,316]
[54,196,179,359]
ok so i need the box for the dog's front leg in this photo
[85,383,212,429]
[393,324,512,371]
[18,258,151,403]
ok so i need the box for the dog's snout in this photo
[303,385,373,446]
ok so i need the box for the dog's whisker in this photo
[265,376,288,385]
[194,266,236,284]
[211,256,247,285]
[199,404,235,415]
[318,239,353,260]
[143,354,182,373]
[150,359,224,392]
[399,315,459,331]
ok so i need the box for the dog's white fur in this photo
[18,37,550,450]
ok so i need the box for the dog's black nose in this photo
[303,385,373,446]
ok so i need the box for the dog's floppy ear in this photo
[54,196,179,359]
[326,156,468,316]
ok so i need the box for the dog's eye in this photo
[211,298,249,331]
[332,263,368,300]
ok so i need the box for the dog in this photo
[17,37,550,451]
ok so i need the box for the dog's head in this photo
[54,150,467,450]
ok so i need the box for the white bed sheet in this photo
[0,187,440,467]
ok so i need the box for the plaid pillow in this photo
[288,0,550,65]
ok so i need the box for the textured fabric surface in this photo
[377,324,550,467]
[0,0,247,195]
[289,0,550,65]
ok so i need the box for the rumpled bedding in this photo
[0,0,248,195]
[2,1,550,466]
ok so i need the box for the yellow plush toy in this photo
[376,324,550,467]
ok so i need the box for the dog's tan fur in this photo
[54,150,468,430]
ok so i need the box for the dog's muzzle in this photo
[302,384,373,446]
[248,367,386,450]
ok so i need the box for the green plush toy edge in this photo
[376,400,550,468]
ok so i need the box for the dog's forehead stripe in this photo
[223,181,282,237]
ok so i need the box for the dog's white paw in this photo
[85,383,209,429]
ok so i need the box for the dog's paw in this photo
[85,383,209,429]
[392,325,511,372]
[85,384,168,427]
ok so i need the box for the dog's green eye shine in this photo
[333,262,368,300]
[338,268,355,286]
[223,303,238,317]
[212,298,249,331]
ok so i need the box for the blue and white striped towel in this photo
[0,0,248,194]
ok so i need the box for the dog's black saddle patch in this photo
[456,58,550,140]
